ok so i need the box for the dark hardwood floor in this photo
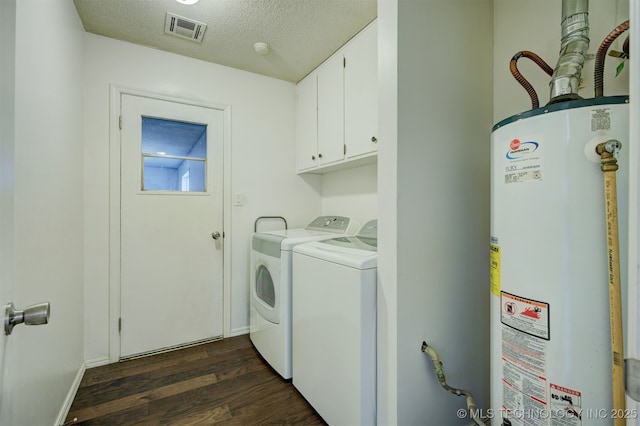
[65,334,326,425]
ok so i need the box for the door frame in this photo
[108,85,232,363]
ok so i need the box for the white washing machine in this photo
[250,216,359,380]
[292,219,377,426]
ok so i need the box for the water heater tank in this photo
[489,96,629,425]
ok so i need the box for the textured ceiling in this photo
[73,0,377,83]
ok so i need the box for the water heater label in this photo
[501,324,548,426]
[591,108,611,131]
[501,292,550,340]
[502,135,543,184]
[549,383,582,425]
[490,243,501,296]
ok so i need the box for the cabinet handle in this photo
[318,153,323,158]
[371,136,378,143]
[312,155,316,160]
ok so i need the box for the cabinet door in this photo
[344,21,378,159]
[317,53,345,166]
[296,72,318,172]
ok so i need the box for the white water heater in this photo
[490,96,629,425]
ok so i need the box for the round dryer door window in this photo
[255,265,276,308]
[254,264,279,324]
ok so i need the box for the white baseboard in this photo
[54,361,86,426]
[54,356,111,425]
[227,326,249,337]
[84,356,110,369]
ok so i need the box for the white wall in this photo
[321,164,378,224]
[376,0,398,421]
[629,0,640,421]
[378,0,493,424]
[83,33,322,361]
[1,0,85,424]
[493,0,630,123]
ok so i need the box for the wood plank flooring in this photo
[65,335,326,425]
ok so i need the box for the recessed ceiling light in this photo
[175,0,199,4]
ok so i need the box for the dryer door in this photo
[253,260,280,324]
[251,235,281,324]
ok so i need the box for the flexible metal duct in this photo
[548,0,589,104]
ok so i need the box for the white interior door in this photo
[120,94,224,358]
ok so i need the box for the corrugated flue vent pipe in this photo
[548,0,590,104]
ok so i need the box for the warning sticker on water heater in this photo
[501,292,550,340]
[490,243,501,297]
[550,383,582,425]
[502,135,543,184]
[501,326,548,426]
[591,107,611,131]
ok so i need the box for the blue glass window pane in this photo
[141,117,207,192]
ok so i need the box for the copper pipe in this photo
[594,20,630,97]
[510,51,554,110]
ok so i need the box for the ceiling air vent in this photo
[164,12,207,42]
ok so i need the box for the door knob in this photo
[211,231,221,240]
[4,302,50,335]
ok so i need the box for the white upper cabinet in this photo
[296,71,318,172]
[295,20,378,174]
[344,20,378,159]
[317,53,346,167]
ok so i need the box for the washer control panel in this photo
[306,216,351,233]
[357,220,377,239]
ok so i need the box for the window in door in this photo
[141,117,207,192]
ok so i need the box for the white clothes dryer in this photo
[292,219,377,426]
[250,216,359,380]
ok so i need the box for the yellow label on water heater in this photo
[490,244,500,296]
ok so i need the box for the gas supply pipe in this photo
[595,140,625,425]
[421,342,487,425]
